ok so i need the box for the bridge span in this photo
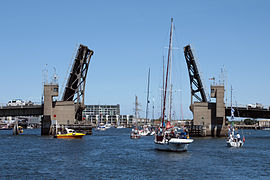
[0,105,43,117]
[225,107,270,119]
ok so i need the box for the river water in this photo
[0,128,270,179]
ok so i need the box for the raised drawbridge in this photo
[183,45,207,103]
[184,44,226,136]
[62,44,94,122]
[42,44,94,135]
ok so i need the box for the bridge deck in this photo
[0,105,43,116]
[226,107,270,119]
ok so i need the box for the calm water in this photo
[0,128,270,179]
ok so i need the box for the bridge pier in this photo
[191,85,227,137]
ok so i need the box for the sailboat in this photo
[130,96,141,139]
[96,114,106,131]
[140,68,151,136]
[154,18,193,152]
[226,86,245,147]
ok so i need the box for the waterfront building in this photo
[258,119,270,128]
[83,105,133,126]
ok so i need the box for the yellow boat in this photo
[18,126,23,134]
[54,128,85,139]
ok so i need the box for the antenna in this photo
[41,64,48,104]
[52,67,58,85]
[43,64,48,85]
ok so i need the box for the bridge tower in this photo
[41,44,94,135]
[184,45,226,136]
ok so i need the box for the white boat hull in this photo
[226,140,244,148]
[155,138,193,152]
[117,126,125,129]
[96,126,106,131]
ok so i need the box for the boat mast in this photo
[145,68,150,124]
[152,97,155,122]
[231,85,233,109]
[168,19,174,122]
[135,95,139,127]
[162,18,173,128]
[230,85,234,124]
[161,55,165,118]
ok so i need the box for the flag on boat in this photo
[166,121,173,129]
[231,107,235,120]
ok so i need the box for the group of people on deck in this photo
[156,126,189,139]
[228,125,242,142]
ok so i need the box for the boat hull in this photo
[55,133,85,139]
[155,138,193,152]
[130,133,141,139]
[226,140,243,148]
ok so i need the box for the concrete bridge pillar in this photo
[192,85,227,136]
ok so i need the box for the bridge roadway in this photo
[0,105,43,116]
[1,105,269,119]
[225,107,270,119]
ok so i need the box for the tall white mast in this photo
[145,68,150,124]
[168,18,174,122]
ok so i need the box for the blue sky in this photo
[0,0,270,119]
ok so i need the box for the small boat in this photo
[226,138,244,148]
[226,86,245,148]
[13,122,23,135]
[55,128,85,139]
[139,127,151,136]
[104,124,111,129]
[0,124,12,130]
[116,125,125,129]
[18,126,23,133]
[130,96,141,139]
[130,128,141,139]
[226,125,245,148]
[96,126,106,131]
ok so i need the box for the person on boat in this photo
[170,129,175,138]
[229,133,233,141]
[182,129,187,139]
[236,133,241,142]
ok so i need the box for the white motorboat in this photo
[104,124,111,129]
[96,126,106,131]
[140,128,151,136]
[116,125,125,129]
